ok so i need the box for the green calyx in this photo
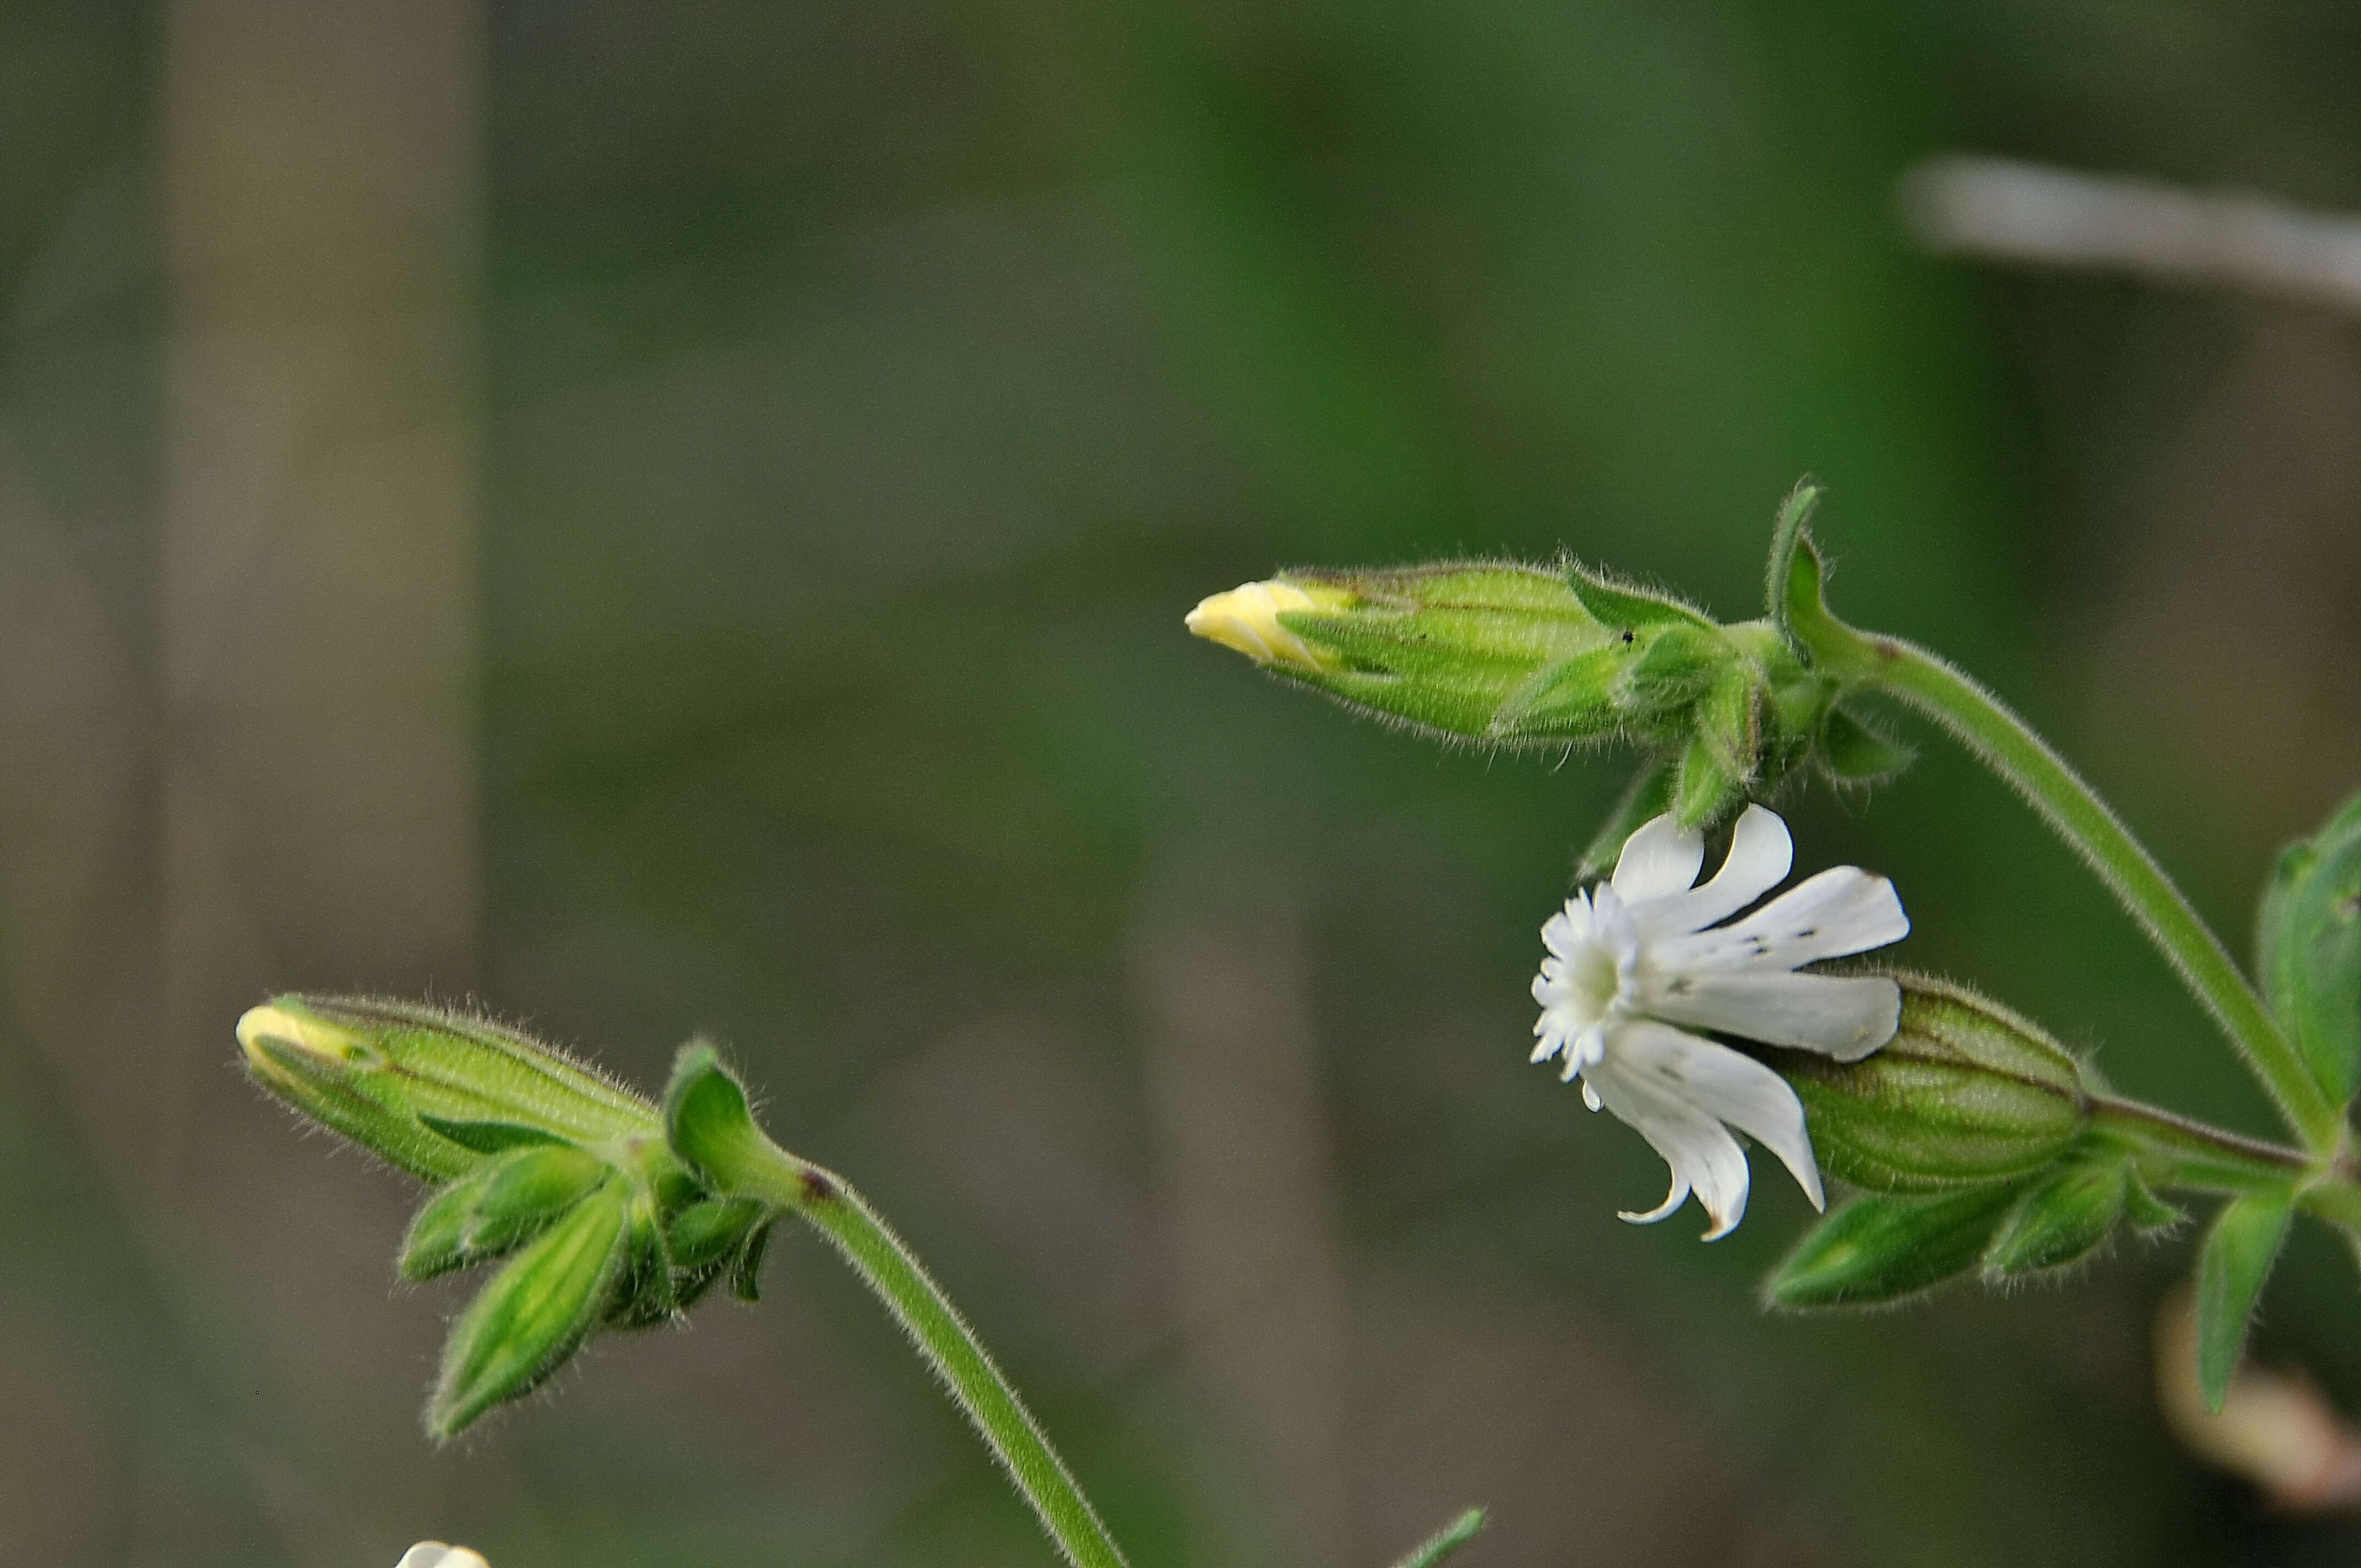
[1762,976,2168,1310]
[1769,975,2089,1196]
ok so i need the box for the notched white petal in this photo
[1663,865,1908,972]
[1586,1059,1754,1239]
[1635,803,1794,938]
[1615,1020,1825,1212]
[1611,814,1705,904]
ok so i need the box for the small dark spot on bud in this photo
[798,1169,837,1204]
[1619,628,1636,645]
[1797,927,1817,939]
[1668,977,1692,995]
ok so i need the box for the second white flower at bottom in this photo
[1532,804,1909,1239]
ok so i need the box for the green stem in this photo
[2090,1094,2361,1240]
[1788,592,2340,1152]
[742,1153,1127,1568]
[2089,1094,2309,1195]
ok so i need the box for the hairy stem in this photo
[738,1153,1128,1568]
[2089,1095,2308,1194]
[1794,613,2341,1153]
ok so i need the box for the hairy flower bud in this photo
[238,996,660,1181]
[1766,974,2090,1194]
[428,1175,633,1439]
[1185,560,1857,828]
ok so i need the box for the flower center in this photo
[1568,939,1625,1022]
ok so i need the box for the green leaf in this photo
[2257,789,2361,1102]
[1576,758,1677,880]
[1818,705,1913,785]
[1387,1507,1486,1568]
[1983,1158,2126,1277]
[1766,1185,2021,1310]
[2194,1195,2293,1413]
[428,1176,631,1439]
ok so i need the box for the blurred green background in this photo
[8,0,2361,1564]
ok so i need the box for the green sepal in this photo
[1386,1507,1486,1568]
[401,1164,503,1280]
[1609,624,1729,720]
[1818,704,1913,785]
[1693,662,1764,785]
[1765,1184,2021,1310]
[418,1115,570,1155]
[427,1175,632,1439]
[2194,1195,2293,1413]
[2123,1169,2187,1234]
[1983,1157,2125,1277]
[243,1033,483,1184]
[667,1195,769,1271]
[730,1218,775,1303]
[1488,644,1643,742]
[2256,788,2361,1102]
[603,1184,682,1329]
[1671,733,1740,830]
[1764,479,1824,633]
[1773,976,2088,1193]
[1566,564,1716,633]
[1577,758,1677,880]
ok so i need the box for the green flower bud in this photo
[1982,1157,2127,1277]
[238,996,660,1182]
[1765,1184,2021,1309]
[400,1145,612,1281]
[1188,564,1654,744]
[1185,557,1854,830]
[428,1174,633,1439]
[1767,975,2090,1194]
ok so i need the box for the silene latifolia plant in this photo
[243,482,2360,1566]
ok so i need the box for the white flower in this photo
[1532,804,1909,1239]
[396,1546,488,1568]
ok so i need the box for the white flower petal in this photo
[1585,1054,1753,1239]
[1631,803,1793,938]
[1641,969,1902,1060]
[1612,1020,1825,1212]
[1611,814,1704,903]
[1658,865,1908,972]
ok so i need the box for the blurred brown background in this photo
[6,1,2361,1564]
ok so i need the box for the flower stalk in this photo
[661,1046,1129,1568]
